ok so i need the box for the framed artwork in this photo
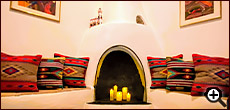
[180,1,221,27]
[10,1,61,22]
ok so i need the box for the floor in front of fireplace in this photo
[1,88,227,109]
[84,103,153,109]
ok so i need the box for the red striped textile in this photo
[193,54,229,66]
[65,58,89,67]
[151,81,166,88]
[167,80,194,83]
[54,53,89,88]
[167,62,194,68]
[191,83,229,96]
[167,83,193,87]
[166,57,195,91]
[1,52,42,92]
[39,62,64,68]
[147,54,183,67]
[38,80,63,86]
[1,81,38,92]
[1,52,42,65]
[191,54,229,96]
[37,58,65,89]
[64,79,86,87]
[167,80,193,87]
[54,53,89,60]
[147,54,183,89]
[41,58,64,62]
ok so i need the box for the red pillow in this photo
[54,53,90,88]
[147,54,183,89]
[191,54,229,96]
[1,52,42,91]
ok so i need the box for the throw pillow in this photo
[166,57,195,91]
[54,53,90,88]
[1,52,42,91]
[191,54,229,96]
[37,57,65,89]
[147,54,183,89]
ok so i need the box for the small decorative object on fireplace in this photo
[90,18,98,28]
[89,8,103,28]
[98,8,103,25]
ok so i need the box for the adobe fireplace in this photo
[91,45,148,104]
[78,22,164,107]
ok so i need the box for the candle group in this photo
[110,85,131,102]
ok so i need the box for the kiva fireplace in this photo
[92,45,147,104]
[76,2,164,106]
[77,22,164,107]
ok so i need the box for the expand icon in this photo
[204,87,227,108]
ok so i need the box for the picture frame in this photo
[10,1,61,22]
[180,1,221,27]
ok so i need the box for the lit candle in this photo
[110,89,114,101]
[113,85,118,99]
[116,91,122,101]
[127,92,131,102]
[122,87,128,100]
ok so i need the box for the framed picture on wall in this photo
[180,1,221,27]
[10,1,61,22]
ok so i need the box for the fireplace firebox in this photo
[91,45,148,104]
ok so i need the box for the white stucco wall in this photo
[142,1,229,60]
[1,1,229,109]
[2,1,228,59]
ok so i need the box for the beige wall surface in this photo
[1,1,103,57]
[1,1,229,60]
[1,1,229,109]
[142,1,229,60]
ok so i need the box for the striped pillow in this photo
[147,54,183,89]
[54,53,89,88]
[37,58,65,89]
[191,54,229,96]
[166,57,195,91]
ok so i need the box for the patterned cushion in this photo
[191,54,229,96]
[37,58,65,89]
[1,52,42,91]
[147,54,183,89]
[166,57,195,91]
[54,53,90,88]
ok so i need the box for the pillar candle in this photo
[122,87,128,100]
[127,92,131,102]
[116,91,122,101]
[113,85,118,99]
[110,89,114,101]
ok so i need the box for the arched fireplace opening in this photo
[92,45,147,104]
